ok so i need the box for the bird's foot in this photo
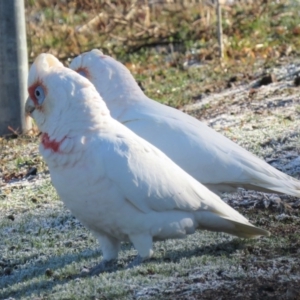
[81,259,118,276]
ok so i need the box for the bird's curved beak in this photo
[25,97,35,115]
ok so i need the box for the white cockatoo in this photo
[70,49,300,197]
[26,53,269,274]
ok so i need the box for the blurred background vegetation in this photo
[25,0,300,106]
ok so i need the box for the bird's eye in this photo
[34,86,45,105]
[78,69,86,78]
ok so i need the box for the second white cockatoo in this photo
[25,53,269,274]
[70,49,300,197]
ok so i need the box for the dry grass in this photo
[2,63,300,298]
[25,0,300,109]
[1,0,300,299]
[26,0,300,61]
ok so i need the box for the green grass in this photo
[1,198,299,299]
[2,0,300,299]
[2,83,300,298]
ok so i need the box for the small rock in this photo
[227,76,238,88]
[294,75,300,87]
[45,268,53,277]
[259,73,277,86]
[284,115,294,121]
[228,75,238,83]
[227,81,235,88]
[7,214,14,221]
[293,25,300,35]
[25,167,37,177]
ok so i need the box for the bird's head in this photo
[26,53,110,154]
[69,49,144,108]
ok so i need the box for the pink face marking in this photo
[76,67,90,79]
[41,133,66,153]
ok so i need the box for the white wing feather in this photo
[119,99,300,195]
[97,119,262,223]
[70,50,300,197]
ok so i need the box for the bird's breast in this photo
[50,166,130,238]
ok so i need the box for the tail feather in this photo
[236,151,300,198]
[196,211,270,238]
[243,163,300,198]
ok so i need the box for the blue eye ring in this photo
[35,86,45,105]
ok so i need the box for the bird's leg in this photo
[97,234,121,261]
[127,234,153,268]
[84,234,120,276]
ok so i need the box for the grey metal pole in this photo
[0,0,31,136]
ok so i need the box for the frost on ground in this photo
[1,62,300,299]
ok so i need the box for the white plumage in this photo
[26,53,269,274]
[70,49,300,197]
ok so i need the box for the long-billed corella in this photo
[25,53,269,274]
[70,49,300,197]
